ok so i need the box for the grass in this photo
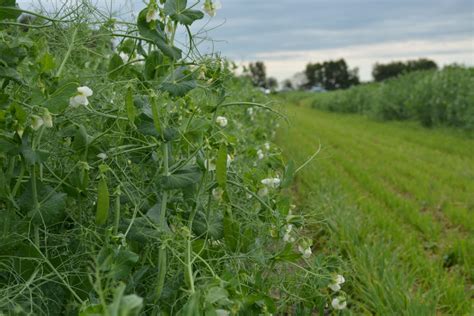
[276,102,473,315]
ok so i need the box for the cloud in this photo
[238,38,474,81]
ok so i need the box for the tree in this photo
[372,58,438,82]
[248,61,267,88]
[304,59,359,91]
[282,79,293,90]
[266,77,278,90]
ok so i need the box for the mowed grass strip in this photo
[276,103,473,315]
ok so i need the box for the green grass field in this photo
[276,101,474,315]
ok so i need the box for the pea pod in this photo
[95,176,110,225]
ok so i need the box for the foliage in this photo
[247,61,267,88]
[0,1,338,315]
[298,67,474,129]
[303,59,359,91]
[277,105,473,315]
[372,58,438,82]
[245,61,278,90]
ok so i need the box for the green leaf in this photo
[96,176,110,225]
[223,210,239,252]
[164,0,204,25]
[39,52,55,72]
[216,143,227,188]
[136,114,160,138]
[0,66,23,84]
[108,53,124,79]
[0,0,21,20]
[160,80,196,97]
[125,87,136,125]
[20,185,67,226]
[0,134,19,155]
[281,160,295,188]
[192,210,223,239]
[43,82,77,113]
[159,166,201,190]
[205,286,229,305]
[144,50,164,80]
[136,9,182,60]
[271,243,300,263]
[146,202,162,223]
[38,190,67,225]
[21,140,49,165]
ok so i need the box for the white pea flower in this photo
[97,153,108,160]
[257,149,264,160]
[261,177,281,188]
[146,7,158,23]
[42,109,53,128]
[215,116,228,127]
[283,224,295,243]
[226,154,233,168]
[215,310,230,316]
[202,0,221,17]
[212,187,223,200]
[298,245,312,259]
[204,159,216,171]
[331,296,347,310]
[69,86,93,107]
[328,274,346,292]
[247,107,254,116]
[264,142,270,150]
[31,115,44,130]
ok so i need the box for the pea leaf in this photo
[144,50,164,80]
[164,0,204,25]
[108,53,124,79]
[136,9,182,60]
[0,66,23,84]
[0,0,21,20]
[39,52,55,73]
[160,80,196,97]
[44,82,78,113]
[280,160,295,188]
[159,166,201,190]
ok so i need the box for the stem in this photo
[56,27,78,78]
[184,173,206,293]
[170,21,178,45]
[30,164,40,247]
[156,142,170,300]
[113,187,121,235]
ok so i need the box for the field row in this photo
[277,104,473,314]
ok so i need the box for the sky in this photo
[18,0,474,81]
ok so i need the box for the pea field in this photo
[277,73,473,314]
[0,0,473,315]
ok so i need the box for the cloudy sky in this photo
[18,0,474,81]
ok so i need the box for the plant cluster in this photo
[305,67,474,129]
[0,0,343,314]
[372,58,438,82]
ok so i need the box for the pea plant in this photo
[0,0,345,314]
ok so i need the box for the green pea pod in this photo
[151,95,162,136]
[95,176,110,225]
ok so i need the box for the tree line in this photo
[245,58,438,91]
